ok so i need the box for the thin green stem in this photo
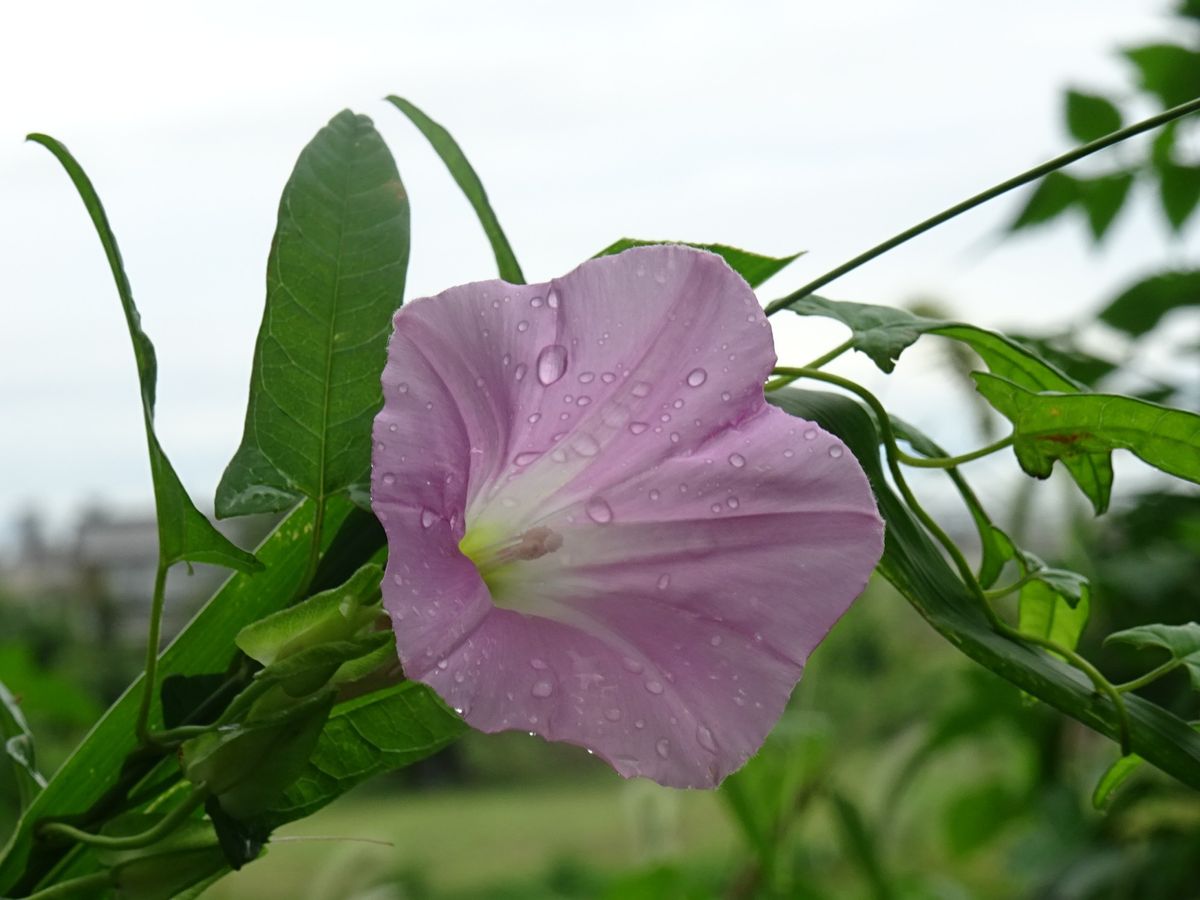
[148,723,213,744]
[135,560,170,746]
[765,339,855,391]
[1116,658,1183,694]
[896,435,1014,469]
[39,785,209,851]
[983,571,1039,601]
[764,96,1200,317]
[21,872,113,900]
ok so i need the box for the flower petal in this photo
[373,245,884,788]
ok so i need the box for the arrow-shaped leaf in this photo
[217,110,411,518]
[1106,622,1200,691]
[27,135,259,573]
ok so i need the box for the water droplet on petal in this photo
[517,320,530,333]
[622,657,644,673]
[646,680,664,695]
[550,448,568,463]
[514,363,528,382]
[420,508,437,528]
[672,398,685,409]
[527,412,542,424]
[585,497,613,524]
[670,432,680,443]
[573,433,600,457]
[783,448,795,458]
[649,488,660,501]
[728,452,746,468]
[547,289,560,309]
[536,344,568,385]
[720,391,731,402]
[531,681,553,698]
[398,382,409,394]
[656,739,670,758]
[436,659,448,670]
[514,451,541,467]
[601,372,617,384]
[530,295,544,308]
[578,371,595,384]
[696,725,717,753]
[530,658,548,670]
[631,382,652,398]
[604,708,621,722]
[657,574,670,590]
[804,428,817,440]
[829,446,844,459]
[726,496,740,510]
[629,421,649,435]
[710,502,723,514]
[686,368,708,387]
[382,473,396,485]
[576,395,591,407]
[710,635,722,647]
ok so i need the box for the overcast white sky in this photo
[1,0,1196,546]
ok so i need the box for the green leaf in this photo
[991,528,1091,610]
[1123,44,1200,109]
[941,782,1021,857]
[1100,270,1200,337]
[1159,163,1200,230]
[1077,172,1134,240]
[236,562,383,667]
[0,498,354,896]
[829,791,894,899]
[0,681,45,811]
[594,239,803,288]
[769,388,1200,791]
[217,110,411,518]
[386,95,524,283]
[27,134,259,574]
[1106,622,1200,690]
[973,373,1200,487]
[252,681,466,831]
[1019,581,1091,654]
[1065,90,1123,142]
[1010,171,1080,231]
[1092,754,1145,809]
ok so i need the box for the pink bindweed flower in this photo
[372,246,883,788]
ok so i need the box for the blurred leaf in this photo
[1159,163,1200,230]
[1077,172,1134,240]
[1005,334,1117,388]
[386,96,524,283]
[1065,90,1124,142]
[204,799,268,872]
[251,681,466,831]
[770,389,1200,790]
[1019,582,1091,654]
[1010,171,1080,231]
[1106,622,1200,690]
[26,134,259,573]
[236,562,382,667]
[594,238,803,288]
[973,373,1200,489]
[829,791,893,899]
[0,499,354,896]
[1092,753,1145,810]
[217,110,410,518]
[1123,44,1200,109]
[0,645,102,728]
[1100,270,1200,337]
[942,782,1021,857]
[0,682,45,811]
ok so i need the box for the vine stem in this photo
[134,560,170,745]
[20,872,113,900]
[982,570,1040,601]
[763,95,1200,317]
[39,785,209,851]
[765,339,854,390]
[1116,659,1183,694]
[896,435,1014,469]
[773,366,1132,754]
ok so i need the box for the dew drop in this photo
[601,372,617,384]
[604,708,621,722]
[585,496,613,524]
[657,574,670,590]
[530,295,544,308]
[388,423,398,432]
[804,428,817,440]
[514,451,541,467]
[686,368,708,387]
[420,508,437,529]
[550,448,568,463]
[672,398,685,409]
[728,452,746,468]
[530,658,548,670]
[710,635,723,647]
[696,725,717,753]
[783,448,795,458]
[517,319,530,333]
[436,659,448,670]
[454,671,465,684]
[628,421,649,435]
[573,433,600,457]
[710,502,723,514]
[514,363,528,382]
[576,395,592,407]
[622,657,644,673]
[726,496,740,510]
[398,382,409,394]
[547,289,560,309]
[721,391,731,402]
[656,739,670,759]
[631,382,652,398]
[531,681,554,698]
[578,371,595,384]
[536,344,568,386]
[645,680,664,695]
[634,719,645,729]
[649,488,661,500]
[381,473,396,485]
[829,445,844,459]
[527,412,542,424]
[670,432,681,444]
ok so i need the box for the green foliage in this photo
[769,388,1200,789]
[1107,623,1200,690]
[1009,170,1133,240]
[1123,44,1200,109]
[1159,162,1200,230]
[1065,90,1123,142]
[1018,583,1091,655]
[26,134,259,575]
[594,239,803,288]
[1099,270,1200,337]
[217,110,411,518]
[1092,753,1145,809]
[972,374,1200,487]
[387,96,525,284]
[0,682,45,812]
